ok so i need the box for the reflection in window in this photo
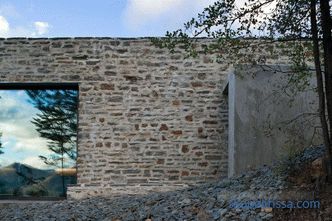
[0,88,78,198]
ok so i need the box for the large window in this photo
[0,83,78,198]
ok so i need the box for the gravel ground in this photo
[0,146,325,221]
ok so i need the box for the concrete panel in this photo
[228,65,322,176]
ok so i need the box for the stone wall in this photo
[0,38,230,198]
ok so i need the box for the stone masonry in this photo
[0,38,232,198]
[0,38,295,198]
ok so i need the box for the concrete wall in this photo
[227,65,322,176]
[0,38,230,198]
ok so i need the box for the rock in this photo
[311,157,326,180]
[0,145,326,221]
[261,207,273,213]
[262,213,273,220]
[197,209,212,221]
[179,198,191,205]
[219,208,228,217]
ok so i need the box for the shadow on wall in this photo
[226,65,322,176]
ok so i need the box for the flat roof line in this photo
[0,82,79,90]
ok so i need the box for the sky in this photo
[0,90,52,169]
[0,90,77,170]
[0,0,217,38]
